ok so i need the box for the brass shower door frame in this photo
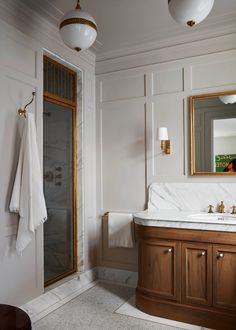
[43,56,78,287]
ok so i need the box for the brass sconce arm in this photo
[160,140,171,154]
[158,127,171,155]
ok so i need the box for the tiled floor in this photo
[33,282,205,330]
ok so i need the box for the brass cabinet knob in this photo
[218,252,224,258]
[168,248,172,253]
[201,251,206,256]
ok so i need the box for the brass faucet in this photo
[219,201,225,214]
[231,206,236,215]
[208,205,214,213]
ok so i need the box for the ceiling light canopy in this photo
[168,0,214,27]
[59,0,97,52]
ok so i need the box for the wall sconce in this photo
[158,127,171,155]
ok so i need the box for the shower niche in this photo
[43,56,77,285]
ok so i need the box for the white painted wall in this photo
[96,39,236,270]
[0,1,96,306]
[214,136,236,156]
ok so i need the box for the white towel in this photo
[9,113,47,254]
[108,213,134,248]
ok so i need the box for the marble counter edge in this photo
[133,212,236,232]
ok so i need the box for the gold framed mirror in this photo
[190,90,236,176]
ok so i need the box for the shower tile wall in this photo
[43,101,74,283]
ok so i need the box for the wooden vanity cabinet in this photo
[136,225,236,330]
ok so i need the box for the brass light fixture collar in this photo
[60,18,97,32]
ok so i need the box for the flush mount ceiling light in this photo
[219,95,236,104]
[59,0,97,52]
[168,0,214,27]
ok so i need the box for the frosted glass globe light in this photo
[219,95,236,104]
[168,0,214,27]
[59,1,97,52]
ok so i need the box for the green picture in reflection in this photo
[215,154,236,172]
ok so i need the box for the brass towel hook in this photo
[18,92,36,118]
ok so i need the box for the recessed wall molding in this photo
[100,73,145,103]
[151,68,184,96]
[190,58,236,90]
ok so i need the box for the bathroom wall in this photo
[214,136,236,156]
[96,34,236,270]
[0,1,96,306]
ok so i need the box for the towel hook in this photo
[18,92,36,118]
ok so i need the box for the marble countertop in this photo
[133,210,236,232]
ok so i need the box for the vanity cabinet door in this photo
[182,243,212,306]
[213,245,236,310]
[138,240,180,301]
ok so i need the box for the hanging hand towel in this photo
[9,113,47,254]
[108,212,134,248]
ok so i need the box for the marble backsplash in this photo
[148,183,236,213]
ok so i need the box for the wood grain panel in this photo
[213,244,236,310]
[138,239,180,301]
[182,242,212,306]
[136,291,236,330]
[137,225,236,245]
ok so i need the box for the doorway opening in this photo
[43,56,77,286]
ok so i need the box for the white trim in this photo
[96,33,236,75]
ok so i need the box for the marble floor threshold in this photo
[21,267,138,324]
[30,281,211,330]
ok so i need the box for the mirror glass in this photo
[190,91,236,175]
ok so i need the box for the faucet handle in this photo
[208,204,214,213]
[231,206,236,215]
[219,201,225,214]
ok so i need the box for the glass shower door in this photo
[43,100,76,285]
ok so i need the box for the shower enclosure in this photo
[43,56,77,285]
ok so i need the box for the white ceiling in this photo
[22,0,236,59]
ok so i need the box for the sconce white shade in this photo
[59,1,97,52]
[158,127,169,141]
[219,95,236,105]
[168,0,214,27]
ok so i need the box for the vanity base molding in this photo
[136,291,236,330]
[136,225,236,330]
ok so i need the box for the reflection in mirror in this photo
[190,91,236,175]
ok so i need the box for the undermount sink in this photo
[188,213,236,221]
